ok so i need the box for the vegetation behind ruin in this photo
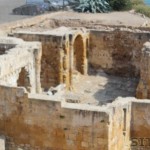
[73,0,150,18]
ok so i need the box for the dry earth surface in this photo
[11,11,150,33]
[65,70,138,105]
[51,11,150,27]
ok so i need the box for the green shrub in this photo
[107,0,132,10]
[73,0,150,16]
[75,0,111,13]
[134,4,150,17]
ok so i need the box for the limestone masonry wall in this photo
[0,37,42,93]
[131,101,150,149]
[2,84,150,150]
[89,29,150,77]
[109,99,131,150]
[136,42,150,99]
[0,86,109,150]
[14,28,89,90]
[14,33,63,89]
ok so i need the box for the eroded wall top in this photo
[0,37,42,93]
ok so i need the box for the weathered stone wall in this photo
[14,32,63,89]
[131,101,150,149]
[136,42,150,99]
[0,85,109,150]
[109,98,131,150]
[0,37,42,93]
[89,29,150,77]
[2,86,149,150]
[14,28,89,90]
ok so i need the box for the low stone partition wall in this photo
[108,98,132,150]
[0,86,141,150]
[0,85,110,150]
[1,85,149,149]
[130,100,150,149]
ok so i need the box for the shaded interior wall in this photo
[89,30,150,77]
[0,86,109,150]
[73,35,85,74]
[109,101,131,150]
[14,33,63,90]
[131,102,150,149]
[136,42,150,99]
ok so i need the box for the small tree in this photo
[75,0,110,13]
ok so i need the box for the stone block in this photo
[81,141,89,148]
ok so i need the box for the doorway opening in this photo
[17,67,31,92]
[73,35,85,74]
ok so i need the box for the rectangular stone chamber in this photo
[14,27,89,91]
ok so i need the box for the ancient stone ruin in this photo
[0,14,150,150]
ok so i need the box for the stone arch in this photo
[17,67,31,92]
[73,34,86,74]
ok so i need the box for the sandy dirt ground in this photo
[52,11,150,27]
[12,10,150,33]
[65,70,138,106]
